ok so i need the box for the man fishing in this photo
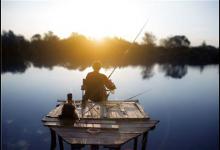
[81,61,116,117]
[81,20,149,118]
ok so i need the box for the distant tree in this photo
[31,34,42,41]
[1,30,28,50]
[201,41,207,47]
[68,32,89,42]
[2,30,16,43]
[160,35,190,48]
[1,30,30,73]
[43,31,59,41]
[142,32,156,46]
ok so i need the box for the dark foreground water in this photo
[1,64,219,150]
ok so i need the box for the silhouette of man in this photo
[81,61,116,117]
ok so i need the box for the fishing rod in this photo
[108,19,149,79]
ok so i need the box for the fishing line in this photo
[125,89,152,100]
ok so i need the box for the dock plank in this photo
[135,102,147,117]
[47,104,63,118]
[44,122,119,129]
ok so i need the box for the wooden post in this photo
[58,135,64,150]
[90,144,99,150]
[141,132,149,150]
[105,145,121,150]
[71,144,83,150]
[134,137,138,150]
[50,128,56,150]
[113,147,121,150]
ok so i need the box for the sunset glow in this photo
[1,0,219,46]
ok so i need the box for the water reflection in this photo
[2,62,29,74]
[141,65,154,79]
[159,64,187,79]
[140,64,188,79]
[2,61,217,80]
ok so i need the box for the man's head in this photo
[92,61,102,72]
[67,93,73,104]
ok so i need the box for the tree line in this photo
[1,30,219,73]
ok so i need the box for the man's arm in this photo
[103,75,116,90]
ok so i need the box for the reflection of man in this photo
[81,61,116,117]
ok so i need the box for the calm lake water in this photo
[1,64,219,150]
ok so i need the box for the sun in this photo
[47,0,146,41]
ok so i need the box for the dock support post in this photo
[134,136,138,150]
[91,144,99,150]
[141,132,149,150]
[71,144,83,150]
[113,147,121,150]
[58,135,64,150]
[104,145,121,150]
[50,128,56,150]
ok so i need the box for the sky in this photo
[1,0,219,47]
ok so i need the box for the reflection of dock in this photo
[42,100,159,150]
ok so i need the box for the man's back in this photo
[84,71,115,102]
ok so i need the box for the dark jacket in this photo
[83,71,116,102]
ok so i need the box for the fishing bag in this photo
[59,103,79,120]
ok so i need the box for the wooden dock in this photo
[42,100,159,150]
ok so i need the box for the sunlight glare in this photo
[49,0,146,41]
